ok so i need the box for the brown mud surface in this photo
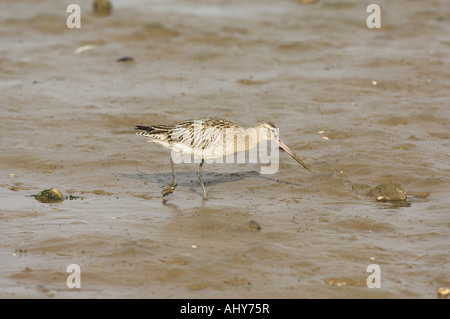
[0,0,449,298]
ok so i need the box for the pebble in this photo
[75,45,96,55]
[437,287,449,297]
[367,183,407,201]
[93,0,112,15]
[249,220,261,231]
[116,56,135,62]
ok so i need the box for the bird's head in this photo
[256,121,279,143]
[255,121,314,174]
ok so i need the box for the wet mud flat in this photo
[0,0,449,298]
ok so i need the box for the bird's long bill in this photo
[278,139,314,173]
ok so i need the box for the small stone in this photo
[249,220,261,231]
[93,0,112,15]
[75,45,96,55]
[367,183,407,202]
[437,287,449,297]
[116,56,135,62]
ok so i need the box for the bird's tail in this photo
[135,124,174,141]
[135,124,173,132]
[135,125,152,132]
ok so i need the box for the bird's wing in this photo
[135,124,173,141]
[169,118,241,150]
[170,125,223,150]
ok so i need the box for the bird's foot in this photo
[162,182,177,197]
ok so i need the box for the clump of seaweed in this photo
[30,188,81,203]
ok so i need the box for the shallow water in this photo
[0,0,449,298]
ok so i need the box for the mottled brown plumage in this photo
[135,117,313,199]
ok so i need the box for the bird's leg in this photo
[162,156,177,197]
[197,159,208,200]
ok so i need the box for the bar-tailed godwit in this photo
[135,117,313,199]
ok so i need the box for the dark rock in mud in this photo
[116,56,135,62]
[367,183,407,202]
[249,220,261,231]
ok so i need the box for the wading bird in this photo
[135,117,313,199]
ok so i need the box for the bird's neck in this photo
[244,127,265,151]
[222,127,266,154]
